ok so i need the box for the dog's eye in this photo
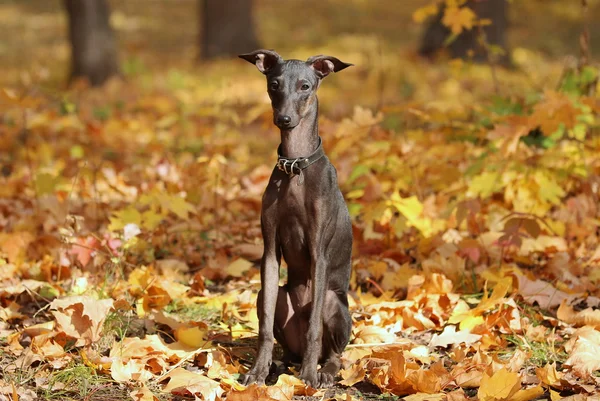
[270,82,279,90]
[301,84,310,91]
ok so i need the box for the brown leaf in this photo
[512,272,569,309]
[50,296,114,346]
[557,301,600,328]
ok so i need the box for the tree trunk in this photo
[64,0,119,86]
[199,0,259,60]
[419,0,509,64]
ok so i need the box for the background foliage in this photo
[0,1,599,400]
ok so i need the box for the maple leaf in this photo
[50,296,114,346]
[478,368,521,401]
[442,6,477,35]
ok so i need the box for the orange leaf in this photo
[442,6,476,35]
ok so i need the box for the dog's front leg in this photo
[299,237,329,388]
[242,219,280,385]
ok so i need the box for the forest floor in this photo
[1,1,600,400]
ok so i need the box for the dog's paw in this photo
[317,371,335,388]
[241,364,270,386]
[299,369,319,388]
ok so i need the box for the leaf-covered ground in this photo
[1,1,600,400]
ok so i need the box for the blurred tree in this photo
[419,0,509,64]
[200,0,259,59]
[64,0,119,86]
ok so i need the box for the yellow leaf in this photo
[142,209,164,230]
[128,266,154,296]
[390,194,441,236]
[340,363,366,386]
[442,6,477,35]
[478,368,521,401]
[0,232,35,264]
[109,207,142,231]
[346,189,365,199]
[174,326,209,349]
[468,171,500,199]
[476,278,512,312]
[458,315,485,331]
[403,393,445,401]
[166,194,196,219]
[508,386,544,401]
[535,171,565,206]
[535,363,562,387]
[226,258,253,277]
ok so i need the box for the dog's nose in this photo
[277,115,292,127]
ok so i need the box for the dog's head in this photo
[239,50,352,130]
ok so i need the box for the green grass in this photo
[41,364,127,401]
[502,334,567,368]
[164,301,221,325]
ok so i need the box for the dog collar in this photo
[276,137,325,182]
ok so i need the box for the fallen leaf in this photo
[162,368,223,400]
[429,325,482,348]
[50,296,114,346]
[478,368,521,401]
[557,301,600,328]
[564,326,600,379]
[513,273,570,309]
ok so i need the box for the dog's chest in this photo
[275,179,311,257]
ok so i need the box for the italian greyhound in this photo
[238,49,353,388]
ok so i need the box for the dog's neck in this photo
[278,102,319,159]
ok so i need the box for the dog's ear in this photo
[239,49,282,74]
[307,55,353,78]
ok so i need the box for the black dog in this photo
[239,50,353,388]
